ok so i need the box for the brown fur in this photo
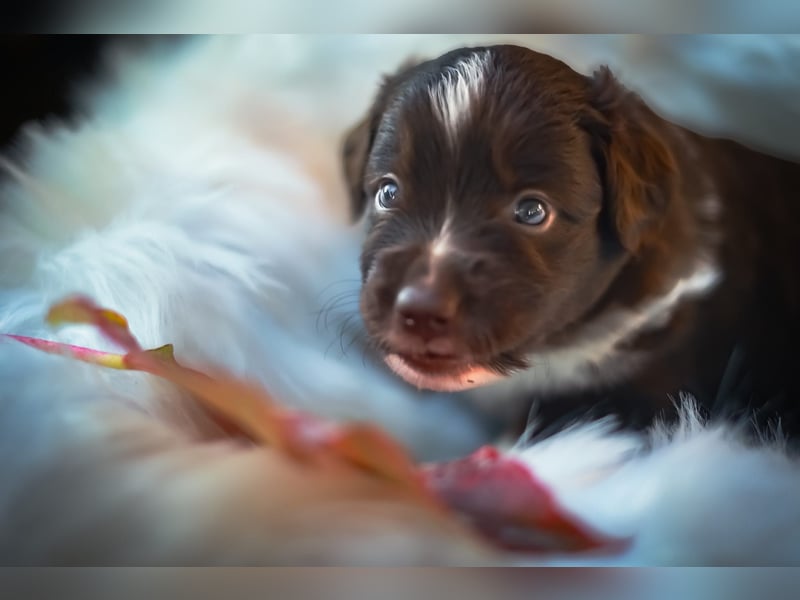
[343,44,800,440]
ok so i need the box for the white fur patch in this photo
[512,400,800,565]
[465,261,724,405]
[530,261,721,387]
[429,51,491,148]
[429,215,454,261]
[430,234,451,259]
[0,37,495,564]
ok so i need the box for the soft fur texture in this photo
[1,35,800,566]
[344,42,800,440]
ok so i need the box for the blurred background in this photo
[5,0,800,33]
[2,35,799,162]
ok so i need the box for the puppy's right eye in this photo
[375,179,399,211]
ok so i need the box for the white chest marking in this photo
[472,262,724,403]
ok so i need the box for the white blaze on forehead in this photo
[429,215,454,260]
[429,50,491,148]
[430,236,451,258]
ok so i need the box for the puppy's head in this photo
[344,44,678,392]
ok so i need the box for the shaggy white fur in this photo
[515,401,800,565]
[1,35,799,566]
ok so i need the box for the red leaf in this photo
[5,295,631,556]
[421,446,630,554]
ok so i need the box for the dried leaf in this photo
[4,334,129,369]
[47,295,141,351]
[421,446,630,554]
[3,294,631,556]
[8,295,425,491]
[324,422,427,491]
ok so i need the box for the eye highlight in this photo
[375,177,400,211]
[514,195,551,227]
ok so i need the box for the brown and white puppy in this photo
[343,44,800,439]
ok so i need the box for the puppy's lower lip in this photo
[399,352,465,370]
[384,353,504,391]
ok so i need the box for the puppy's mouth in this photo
[384,351,507,392]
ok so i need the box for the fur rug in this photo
[1,35,799,565]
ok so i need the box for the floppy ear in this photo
[341,58,420,221]
[342,113,376,221]
[583,66,678,253]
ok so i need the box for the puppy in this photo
[343,44,800,439]
[4,36,800,567]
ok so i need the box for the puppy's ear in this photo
[342,113,376,221]
[583,66,678,253]
[342,58,419,221]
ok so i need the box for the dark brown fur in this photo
[343,44,800,441]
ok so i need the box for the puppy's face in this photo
[344,45,676,392]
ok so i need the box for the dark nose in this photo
[394,282,459,341]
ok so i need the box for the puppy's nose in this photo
[395,282,458,341]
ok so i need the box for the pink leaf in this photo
[6,295,427,492]
[421,446,631,554]
[4,295,631,555]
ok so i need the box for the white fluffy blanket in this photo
[1,35,799,565]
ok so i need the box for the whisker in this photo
[317,302,359,335]
[314,287,361,334]
[342,326,364,357]
[313,278,361,302]
[337,314,360,356]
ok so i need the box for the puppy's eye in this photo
[514,196,550,226]
[375,179,399,211]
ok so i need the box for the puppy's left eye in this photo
[375,179,399,211]
[514,196,550,226]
